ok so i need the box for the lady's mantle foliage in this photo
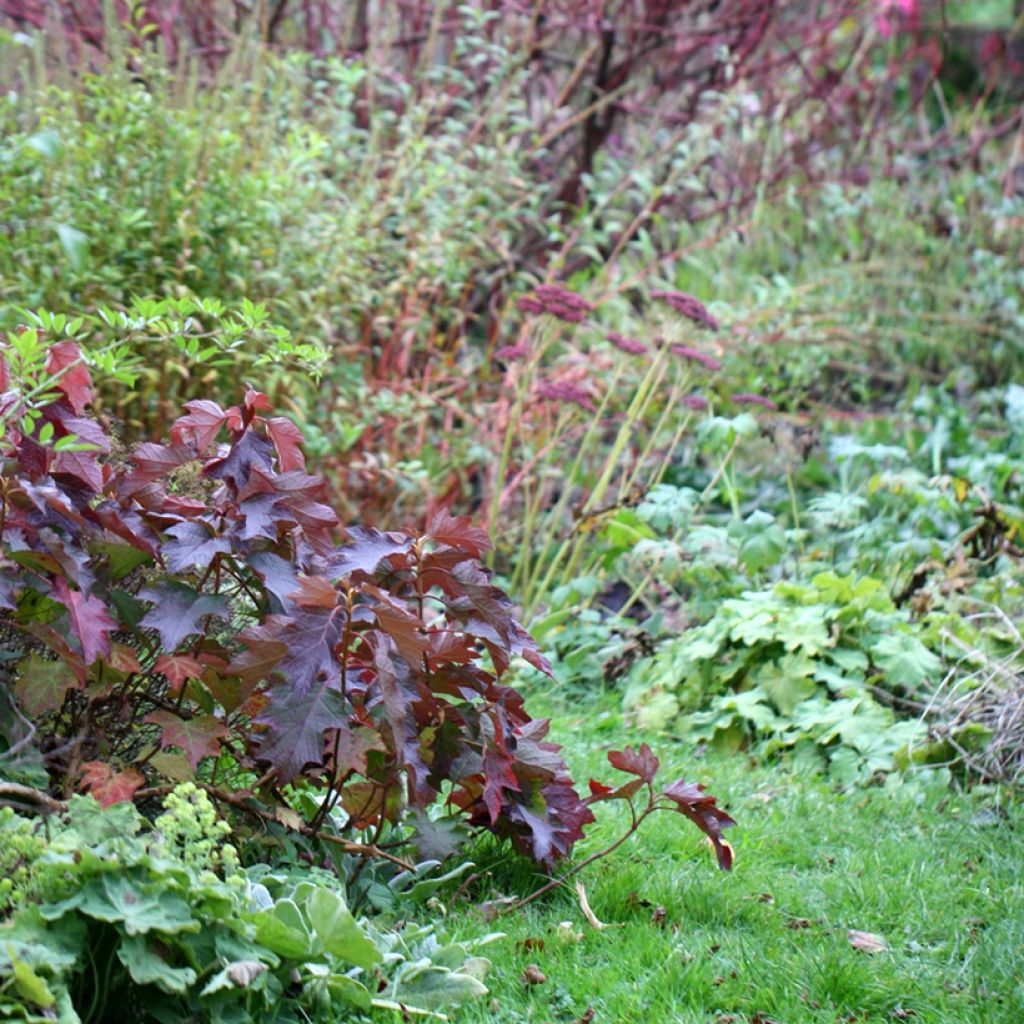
[0,339,733,868]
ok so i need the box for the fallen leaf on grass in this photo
[848,929,887,953]
[520,964,546,986]
[651,905,667,926]
[785,917,812,929]
[572,1008,596,1024]
[556,921,583,944]
[752,1014,783,1024]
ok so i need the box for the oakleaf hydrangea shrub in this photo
[0,330,733,870]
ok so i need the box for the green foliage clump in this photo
[0,788,494,1022]
[625,572,940,782]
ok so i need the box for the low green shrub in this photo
[0,785,496,1022]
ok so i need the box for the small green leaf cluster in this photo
[0,789,494,1022]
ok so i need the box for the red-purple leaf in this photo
[608,743,660,784]
[144,710,229,768]
[13,653,79,716]
[155,653,204,689]
[138,582,231,650]
[171,399,228,451]
[45,341,93,415]
[52,578,115,666]
[162,521,232,572]
[428,508,491,559]
[326,527,412,580]
[79,761,145,807]
[266,416,306,472]
[662,779,736,871]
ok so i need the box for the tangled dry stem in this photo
[918,608,1024,787]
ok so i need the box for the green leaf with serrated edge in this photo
[305,889,381,968]
[117,935,197,994]
[70,874,199,935]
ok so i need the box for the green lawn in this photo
[436,700,1023,1024]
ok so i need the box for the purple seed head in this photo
[731,391,778,410]
[670,344,723,372]
[517,285,593,323]
[534,379,597,412]
[681,393,709,411]
[606,331,647,355]
[495,343,530,361]
[652,290,720,331]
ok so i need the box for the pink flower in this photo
[495,344,529,361]
[651,290,720,331]
[670,344,723,372]
[517,284,593,323]
[534,380,597,412]
[681,393,709,411]
[731,392,777,411]
[606,331,646,355]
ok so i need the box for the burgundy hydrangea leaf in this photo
[236,494,284,542]
[662,779,736,871]
[19,621,87,682]
[13,653,80,716]
[88,503,158,555]
[143,710,230,769]
[483,745,521,824]
[162,521,231,573]
[124,442,194,489]
[255,674,349,781]
[225,630,288,687]
[45,340,94,415]
[371,638,433,804]
[256,607,347,694]
[427,508,491,559]
[154,653,204,690]
[78,761,145,808]
[325,526,413,580]
[52,578,115,666]
[608,743,660,783]
[370,594,431,669]
[205,430,274,490]
[138,582,231,650]
[266,417,307,473]
[247,551,302,611]
[171,399,228,451]
[508,619,553,676]
[494,779,594,866]
[290,574,342,609]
